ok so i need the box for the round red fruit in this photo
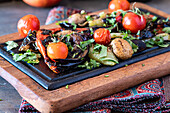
[47,42,68,60]
[122,12,146,33]
[17,14,40,37]
[94,28,111,45]
[108,0,130,13]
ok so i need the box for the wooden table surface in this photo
[0,0,170,113]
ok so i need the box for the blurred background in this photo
[0,0,170,112]
[0,0,170,36]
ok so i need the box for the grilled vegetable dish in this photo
[7,7,170,74]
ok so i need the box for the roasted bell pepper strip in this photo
[35,27,89,73]
[36,29,60,73]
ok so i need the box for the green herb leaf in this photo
[85,15,92,21]
[145,36,169,48]
[163,17,169,22]
[125,64,128,67]
[65,85,69,89]
[142,64,145,67]
[162,27,170,33]
[5,41,18,51]
[77,39,95,51]
[71,23,77,30]
[90,28,94,34]
[12,49,41,64]
[78,59,101,70]
[136,30,140,36]
[104,75,109,77]
[152,16,158,22]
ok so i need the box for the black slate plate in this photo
[0,9,169,90]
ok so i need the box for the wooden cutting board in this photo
[0,3,170,113]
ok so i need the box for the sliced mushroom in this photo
[68,13,86,24]
[111,38,133,60]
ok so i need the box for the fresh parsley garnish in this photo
[71,23,77,30]
[145,36,169,48]
[104,75,109,77]
[65,85,69,89]
[78,59,101,70]
[5,41,18,51]
[85,15,92,21]
[12,49,41,64]
[77,39,95,51]
[152,16,158,22]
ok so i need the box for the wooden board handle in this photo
[134,2,170,18]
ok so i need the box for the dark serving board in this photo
[0,9,169,90]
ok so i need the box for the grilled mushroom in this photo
[68,13,86,24]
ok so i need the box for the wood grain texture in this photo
[0,2,170,113]
[163,75,170,102]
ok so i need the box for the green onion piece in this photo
[85,15,92,21]
[104,75,109,77]
[12,49,41,64]
[65,85,69,89]
[152,16,158,22]
[125,64,128,67]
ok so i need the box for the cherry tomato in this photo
[17,14,40,37]
[108,0,130,13]
[47,42,68,60]
[122,12,147,33]
[94,28,111,45]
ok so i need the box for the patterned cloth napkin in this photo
[19,6,170,113]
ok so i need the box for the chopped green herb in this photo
[122,33,138,53]
[72,52,79,58]
[145,36,169,48]
[104,75,109,77]
[78,59,101,70]
[56,21,63,25]
[125,64,128,67]
[0,99,2,101]
[77,39,95,51]
[85,15,92,21]
[136,30,140,36]
[71,23,77,30]
[146,12,150,15]
[163,17,169,22]
[90,28,94,34]
[152,16,158,22]
[5,41,18,51]
[142,64,145,67]
[162,27,170,33]
[12,49,41,64]
[65,85,69,89]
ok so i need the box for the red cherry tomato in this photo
[122,12,147,33]
[108,0,130,13]
[47,42,68,60]
[94,28,111,45]
[17,14,40,37]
